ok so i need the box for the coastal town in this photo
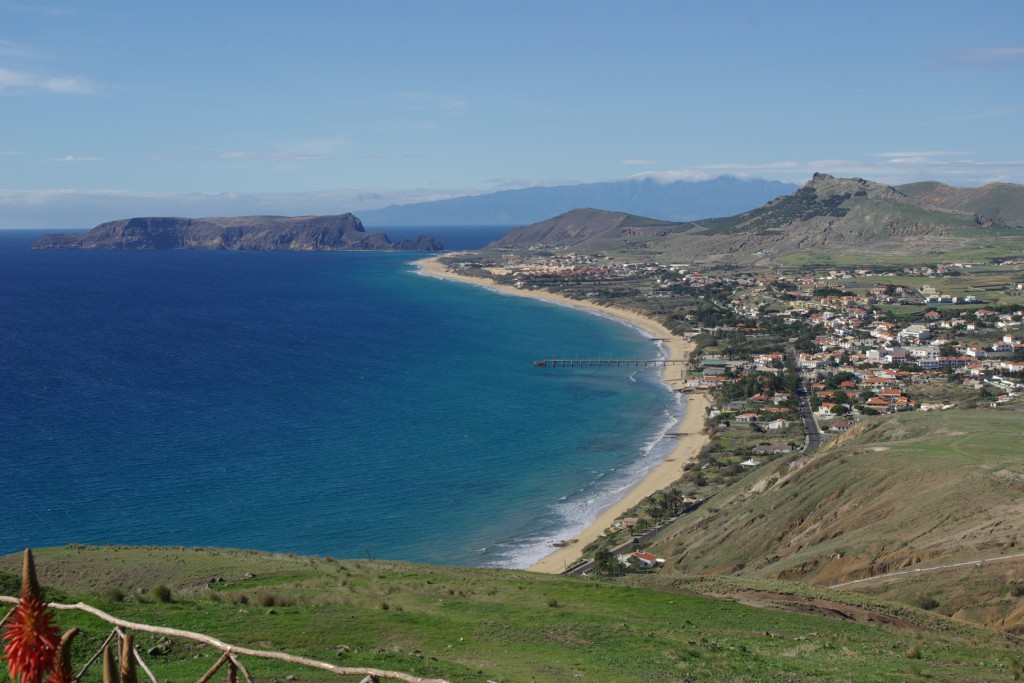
[432,251,1024,572]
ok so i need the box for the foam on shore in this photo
[414,254,710,572]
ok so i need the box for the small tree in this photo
[593,549,623,577]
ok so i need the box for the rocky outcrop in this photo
[392,234,446,251]
[32,213,443,252]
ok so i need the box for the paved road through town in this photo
[787,345,822,452]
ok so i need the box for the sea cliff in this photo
[32,213,443,251]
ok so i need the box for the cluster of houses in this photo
[472,253,1023,416]
[809,371,915,416]
[484,254,620,281]
[694,276,1022,446]
[806,313,1023,372]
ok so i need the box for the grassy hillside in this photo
[2,546,1022,681]
[647,404,1024,630]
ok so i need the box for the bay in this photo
[0,230,681,567]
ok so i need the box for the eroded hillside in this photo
[649,405,1024,628]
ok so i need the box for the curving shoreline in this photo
[414,253,710,574]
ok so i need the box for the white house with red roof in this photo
[617,551,663,569]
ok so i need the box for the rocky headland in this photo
[32,213,443,251]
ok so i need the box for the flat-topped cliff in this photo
[32,213,443,251]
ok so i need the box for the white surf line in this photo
[829,551,1024,589]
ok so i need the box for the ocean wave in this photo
[482,396,687,570]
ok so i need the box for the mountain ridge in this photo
[358,175,798,226]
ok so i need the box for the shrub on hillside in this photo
[151,584,172,603]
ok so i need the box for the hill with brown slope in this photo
[669,173,1018,263]
[484,174,1024,264]
[898,181,1024,227]
[647,404,1024,629]
[487,208,681,249]
[488,208,629,248]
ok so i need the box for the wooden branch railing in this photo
[1,595,450,683]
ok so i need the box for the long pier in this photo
[533,358,688,368]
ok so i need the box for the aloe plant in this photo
[2,550,60,683]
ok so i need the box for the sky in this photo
[2,0,1023,228]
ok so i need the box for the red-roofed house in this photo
[618,551,662,569]
[865,396,891,413]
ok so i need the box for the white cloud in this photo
[217,150,330,161]
[0,66,95,94]
[278,133,348,156]
[864,151,967,167]
[955,105,1023,122]
[886,156,951,166]
[216,136,347,161]
[0,1,73,17]
[705,160,807,171]
[395,92,467,112]
[0,39,39,58]
[649,156,1024,187]
[483,177,579,190]
[938,46,1024,68]
[0,66,32,89]
[49,154,103,161]
[628,169,719,183]
[39,76,95,94]
[871,151,961,159]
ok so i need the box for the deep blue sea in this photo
[0,229,682,568]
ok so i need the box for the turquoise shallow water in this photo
[0,230,682,567]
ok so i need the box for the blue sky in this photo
[2,0,1023,227]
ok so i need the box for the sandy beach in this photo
[415,254,710,574]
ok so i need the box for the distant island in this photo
[31,213,444,252]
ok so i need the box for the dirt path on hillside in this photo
[714,591,927,631]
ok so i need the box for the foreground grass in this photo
[2,546,1022,681]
